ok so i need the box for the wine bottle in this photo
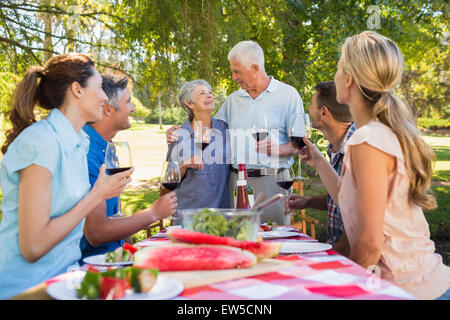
[241,164,254,207]
[234,164,254,209]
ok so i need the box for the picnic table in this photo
[12,226,415,300]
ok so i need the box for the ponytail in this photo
[1,67,42,154]
[373,92,436,210]
[1,53,95,155]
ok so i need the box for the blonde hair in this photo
[341,31,436,210]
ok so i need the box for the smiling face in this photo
[230,58,257,90]
[78,67,108,122]
[110,87,135,130]
[185,84,215,115]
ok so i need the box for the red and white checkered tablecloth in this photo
[137,226,415,300]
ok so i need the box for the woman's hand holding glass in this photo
[91,164,134,200]
[297,136,328,170]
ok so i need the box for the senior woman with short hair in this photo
[166,79,230,209]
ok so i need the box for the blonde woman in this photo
[296,31,449,299]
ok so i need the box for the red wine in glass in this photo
[161,161,181,191]
[290,136,306,149]
[277,180,294,190]
[105,141,132,217]
[252,130,269,142]
[275,167,295,195]
[162,182,180,191]
[196,141,210,151]
[107,167,131,175]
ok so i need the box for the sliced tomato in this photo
[99,276,130,300]
[123,243,138,254]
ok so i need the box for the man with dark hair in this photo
[286,81,355,253]
[79,74,177,260]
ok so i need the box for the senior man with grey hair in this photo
[167,41,303,225]
[80,74,178,260]
[165,79,230,210]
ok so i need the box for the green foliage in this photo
[0,72,20,116]
[1,0,448,122]
[130,95,149,119]
[426,185,450,242]
[144,107,187,125]
[417,118,450,130]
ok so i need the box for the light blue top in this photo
[214,76,304,169]
[0,109,91,299]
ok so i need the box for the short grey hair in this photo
[177,79,211,120]
[227,40,265,72]
[101,74,129,110]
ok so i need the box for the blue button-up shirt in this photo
[0,109,91,299]
[214,76,304,169]
[167,118,230,209]
[79,125,123,259]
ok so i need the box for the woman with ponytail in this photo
[0,53,134,299]
[296,31,449,299]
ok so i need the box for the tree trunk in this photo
[158,93,163,130]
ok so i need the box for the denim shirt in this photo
[79,124,123,259]
[0,109,90,299]
[167,118,230,209]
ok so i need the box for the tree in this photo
[0,0,448,120]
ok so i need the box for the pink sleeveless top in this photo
[338,121,449,300]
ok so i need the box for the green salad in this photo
[190,208,255,240]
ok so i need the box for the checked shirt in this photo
[326,123,356,245]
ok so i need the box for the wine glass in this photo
[275,166,295,196]
[251,113,269,142]
[252,113,269,164]
[105,141,132,217]
[161,161,181,191]
[193,121,211,154]
[289,113,312,180]
[161,161,181,225]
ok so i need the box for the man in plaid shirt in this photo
[325,122,356,245]
[286,81,355,254]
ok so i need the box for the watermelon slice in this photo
[168,228,281,260]
[133,243,256,271]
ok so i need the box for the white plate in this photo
[46,272,184,300]
[166,225,181,231]
[82,254,133,267]
[137,240,170,248]
[258,230,303,239]
[151,232,169,238]
[279,242,332,254]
